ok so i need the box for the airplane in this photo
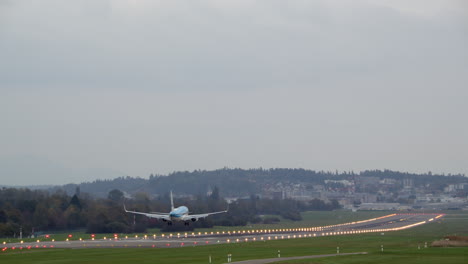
[124,191,228,225]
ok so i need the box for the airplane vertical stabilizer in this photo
[170,190,175,211]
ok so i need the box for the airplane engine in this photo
[191,218,197,222]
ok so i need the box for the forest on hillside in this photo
[54,168,467,197]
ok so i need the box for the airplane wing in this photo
[182,208,228,221]
[124,205,171,221]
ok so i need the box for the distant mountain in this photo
[49,168,467,198]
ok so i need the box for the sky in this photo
[1,0,467,185]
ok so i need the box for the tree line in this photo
[0,186,341,237]
[56,168,467,198]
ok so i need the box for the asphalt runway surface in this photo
[2,213,443,250]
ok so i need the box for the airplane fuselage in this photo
[169,206,189,222]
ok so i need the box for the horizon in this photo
[1,167,466,188]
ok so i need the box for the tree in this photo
[64,206,84,229]
[33,204,49,230]
[69,195,82,210]
[0,210,7,223]
[108,189,124,202]
[210,186,220,200]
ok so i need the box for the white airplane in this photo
[124,191,228,225]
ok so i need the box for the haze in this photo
[1,0,467,185]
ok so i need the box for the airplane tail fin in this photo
[170,190,175,211]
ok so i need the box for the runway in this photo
[2,213,444,251]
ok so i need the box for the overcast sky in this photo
[1,0,467,185]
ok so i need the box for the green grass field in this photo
[1,210,467,264]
